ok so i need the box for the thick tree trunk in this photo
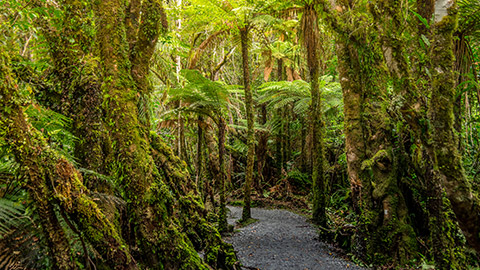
[323,1,420,264]
[373,0,480,264]
[302,3,327,226]
[336,43,364,212]
[240,26,255,221]
[336,39,418,265]
[428,1,480,255]
[0,49,137,270]
[35,0,111,191]
[94,1,219,267]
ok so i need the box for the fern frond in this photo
[458,0,480,35]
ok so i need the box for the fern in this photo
[162,69,240,130]
[458,0,480,35]
[25,104,77,165]
[0,196,48,269]
[258,78,342,114]
[0,199,25,235]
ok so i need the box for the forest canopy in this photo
[1,0,480,269]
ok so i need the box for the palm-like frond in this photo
[458,0,480,36]
[168,69,229,111]
[256,78,343,144]
[0,198,48,269]
[0,198,25,235]
[258,80,310,113]
[455,0,480,100]
[258,78,342,115]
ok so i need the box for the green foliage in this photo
[285,169,311,193]
[458,0,480,36]
[0,198,24,235]
[167,69,229,119]
[0,197,49,269]
[25,105,77,165]
[258,77,342,115]
[0,161,49,269]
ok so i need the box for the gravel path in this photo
[225,206,366,270]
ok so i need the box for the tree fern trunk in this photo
[302,3,327,226]
[240,26,255,221]
[196,115,205,197]
[218,117,228,233]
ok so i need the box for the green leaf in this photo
[420,34,430,47]
[411,11,430,29]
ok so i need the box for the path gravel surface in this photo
[225,206,366,270]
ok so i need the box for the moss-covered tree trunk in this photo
[240,26,255,221]
[21,0,239,268]
[373,0,463,266]
[336,39,418,265]
[336,42,364,213]
[34,0,112,191]
[427,0,480,255]
[320,0,419,264]
[373,0,480,263]
[93,1,236,268]
[302,3,327,226]
[0,47,138,270]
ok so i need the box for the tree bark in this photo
[240,26,255,221]
[428,0,480,255]
[322,1,420,264]
[0,47,137,270]
[23,0,239,268]
[218,117,228,233]
[196,115,205,196]
[256,104,268,191]
[302,3,327,226]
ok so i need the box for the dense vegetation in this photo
[1,0,480,269]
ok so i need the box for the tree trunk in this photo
[94,1,229,267]
[322,1,420,264]
[218,117,228,233]
[256,104,268,191]
[196,115,205,196]
[24,0,239,268]
[428,0,480,255]
[204,125,220,208]
[0,48,138,270]
[336,38,419,265]
[302,3,327,226]
[240,26,255,221]
[276,58,284,173]
[35,0,112,192]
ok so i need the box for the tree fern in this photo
[257,77,341,114]
[458,0,480,35]
[0,195,48,269]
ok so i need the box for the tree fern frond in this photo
[458,0,480,35]
[0,197,47,269]
[0,199,25,235]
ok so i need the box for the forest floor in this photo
[225,206,366,270]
